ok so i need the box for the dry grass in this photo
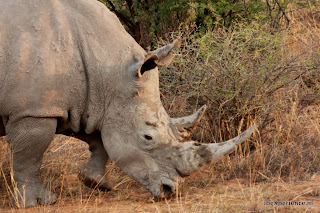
[1,5,320,213]
[0,137,319,212]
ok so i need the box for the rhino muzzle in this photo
[145,125,256,198]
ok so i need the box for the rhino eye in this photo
[144,135,153,140]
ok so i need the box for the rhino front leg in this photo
[76,132,112,191]
[6,117,57,208]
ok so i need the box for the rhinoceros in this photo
[0,0,255,208]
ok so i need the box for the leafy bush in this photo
[160,23,286,141]
[158,15,320,180]
[100,0,314,46]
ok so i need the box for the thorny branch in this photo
[273,0,290,28]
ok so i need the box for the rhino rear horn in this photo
[148,39,184,67]
[171,105,206,141]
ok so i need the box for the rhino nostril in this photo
[144,135,153,140]
[162,184,173,196]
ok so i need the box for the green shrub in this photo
[158,20,320,180]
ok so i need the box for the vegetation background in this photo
[0,0,320,212]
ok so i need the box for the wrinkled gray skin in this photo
[0,0,255,208]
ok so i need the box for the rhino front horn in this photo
[171,105,206,141]
[175,125,256,177]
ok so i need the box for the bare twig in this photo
[265,68,309,96]
[307,0,315,18]
[272,9,281,28]
[274,0,290,24]
[243,0,248,18]
[265,0,273,20]
[104,0,136,34]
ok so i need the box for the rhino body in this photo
[0,0,254,208]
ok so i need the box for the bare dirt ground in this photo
[0,136,319,212]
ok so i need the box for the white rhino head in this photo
[100,40,255,198]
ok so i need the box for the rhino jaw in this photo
[175,125,256,176]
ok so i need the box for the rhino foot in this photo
[10,184,57,208]
[78,167,112,191]
[38,187,58,205]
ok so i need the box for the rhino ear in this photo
[149,39,184,67]
[136,39,184,77]
[138,54,158,77]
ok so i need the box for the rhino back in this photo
[0,0,85,131]
[0,0,143,132]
